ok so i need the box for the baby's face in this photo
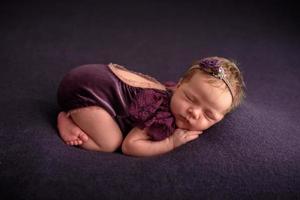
[170,71,232,131]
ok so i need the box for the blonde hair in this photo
[181,56,246,113]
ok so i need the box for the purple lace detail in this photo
[128,89,176,141]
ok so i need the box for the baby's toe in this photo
[65,139,83,146]
[79,133,89,142]
[74,139,83,146]
[74,140,79,145]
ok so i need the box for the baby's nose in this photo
[188,107,201,120]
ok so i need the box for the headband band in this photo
[190,58,234,101]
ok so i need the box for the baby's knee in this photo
[101,141,122,152]
[100,136,123,152]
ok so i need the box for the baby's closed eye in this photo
[184,92,195,102]
[204,110,216,120]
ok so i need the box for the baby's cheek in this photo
[172,103,184,116]
[177,101,188,112]
[192,120,212,131]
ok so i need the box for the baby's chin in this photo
[175,119,186,129]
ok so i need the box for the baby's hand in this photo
[170,128,203,149]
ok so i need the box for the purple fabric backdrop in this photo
[0,1,299,199]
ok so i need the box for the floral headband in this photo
[190,58,234,101]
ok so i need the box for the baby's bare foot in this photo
[57,112,88,146]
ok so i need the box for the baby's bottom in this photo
[57,106,123,152]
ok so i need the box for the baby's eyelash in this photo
[205,113,213,120]
[205,112,215,120]
[184,93,193,101]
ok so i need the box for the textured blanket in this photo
[0,1,299,199]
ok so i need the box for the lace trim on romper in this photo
[108,63,166,91]
[65,63,166,117]
[107,63,175,141]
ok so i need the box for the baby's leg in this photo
[57,112,89,145]
[69,106,123,152]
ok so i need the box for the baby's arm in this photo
[122,127,202,157]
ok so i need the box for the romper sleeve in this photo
[128,89,176,141]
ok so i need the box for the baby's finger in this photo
[188,131,203,135]
[186,134,199,142]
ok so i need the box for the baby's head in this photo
[170,56,245,131]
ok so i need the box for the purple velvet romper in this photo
[57,64,176,141]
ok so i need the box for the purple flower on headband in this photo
[198,58,225,79]
[197,57,234,100]
[199,58,219,69]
